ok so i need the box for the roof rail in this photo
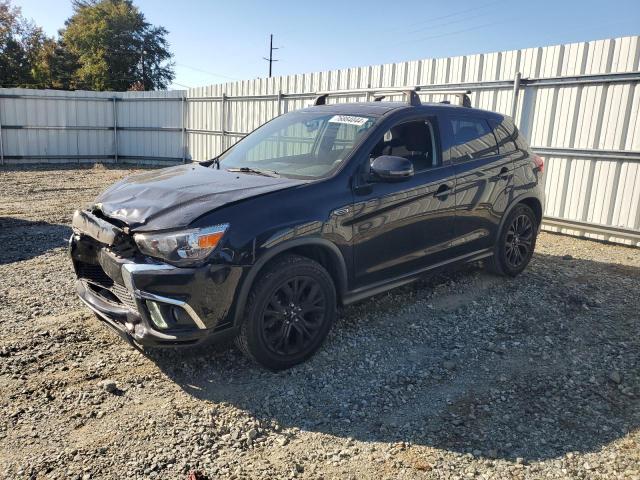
[313,86,422,107]
[424,89,472,107]
[313,93,329,106]
[312,87,474,108]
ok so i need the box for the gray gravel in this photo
[1,164,639,479]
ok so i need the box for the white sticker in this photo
[328,115,369,127]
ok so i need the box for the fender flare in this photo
[231,237,349,327]
[497,194,543,238]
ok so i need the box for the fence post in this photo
[511,71,522,120]
[277,89,282,116]
[181,96,186,163]
[0,95,4,165]
[112,97,118,163]
[220,93,227,152]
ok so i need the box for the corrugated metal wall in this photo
[1,36,639,245]
[0,89,184,163]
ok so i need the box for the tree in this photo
[61,0,174,91]
[0,0,174,91]
[0,0,50,87]
[31,37,80,90]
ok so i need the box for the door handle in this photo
[434,183,452,199]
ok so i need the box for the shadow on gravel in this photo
[149,253,640,463]
[0,217,70,264]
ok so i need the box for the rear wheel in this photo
[236,254,336,370]
[488,204,538,276]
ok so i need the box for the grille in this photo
[111,283,138,310]
[77,262,138,310]
[77,263,113,286]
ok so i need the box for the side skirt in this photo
[342,249,493,305]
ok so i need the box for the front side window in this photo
[446,116,498,162]
[369,119,438,172]
[219,112,377,179]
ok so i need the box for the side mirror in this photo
[370,155,414,182]
[304,120,321,132]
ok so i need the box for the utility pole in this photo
[262,34,279,77]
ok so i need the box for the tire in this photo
[235,254,337,370]
[487,204,538,277]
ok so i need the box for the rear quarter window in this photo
[445,116,498,162]
[492,123,518,155]
[495,117,529,152]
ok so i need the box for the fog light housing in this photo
[171,306,194,326]
[146,300,169,329]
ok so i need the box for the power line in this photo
[388,16,515,48]
[171,81,193,89]
[386,0,505,33]
[373,8,501,49]
[174,63,239,81]
[402,8,496,37]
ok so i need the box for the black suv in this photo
[70,92,544,370]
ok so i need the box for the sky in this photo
[14,0,640,91]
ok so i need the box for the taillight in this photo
[533,154,544,174]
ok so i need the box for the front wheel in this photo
[235,254,337,370]
[488,204,538,276]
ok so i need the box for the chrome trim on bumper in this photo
[120,262,207,330]
[135,289,207,329]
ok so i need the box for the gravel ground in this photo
[1,164,639,480]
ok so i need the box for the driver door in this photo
[351,116,457,289]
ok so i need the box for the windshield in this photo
[218,111,377,179]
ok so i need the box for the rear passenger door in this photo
[442,113,514,254]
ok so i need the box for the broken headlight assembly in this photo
[133,224,229,267]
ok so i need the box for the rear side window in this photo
[493,124,518,155]
[513,126,530,151]
[494,117,529,152]
[446,116,498,162]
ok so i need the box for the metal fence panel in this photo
[0,88,184,163]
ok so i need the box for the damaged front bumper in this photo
[69,216,245,347]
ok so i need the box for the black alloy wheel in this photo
[236,254,336,370]
[260,276,327,356]
[504,213,534,269]
[487,203,538,276]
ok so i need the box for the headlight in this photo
[133,224,229,266]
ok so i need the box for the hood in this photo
[93,164,308,230]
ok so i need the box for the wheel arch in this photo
[231,238,349,327]
[499,194,543,235]
[519,196,543,227]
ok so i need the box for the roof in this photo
[299,101,506,120]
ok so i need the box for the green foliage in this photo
[0,0,174,91]
[0,0,49,87]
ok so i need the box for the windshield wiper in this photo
[226,167,279,177]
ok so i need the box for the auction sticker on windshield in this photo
[328,115,370,126]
